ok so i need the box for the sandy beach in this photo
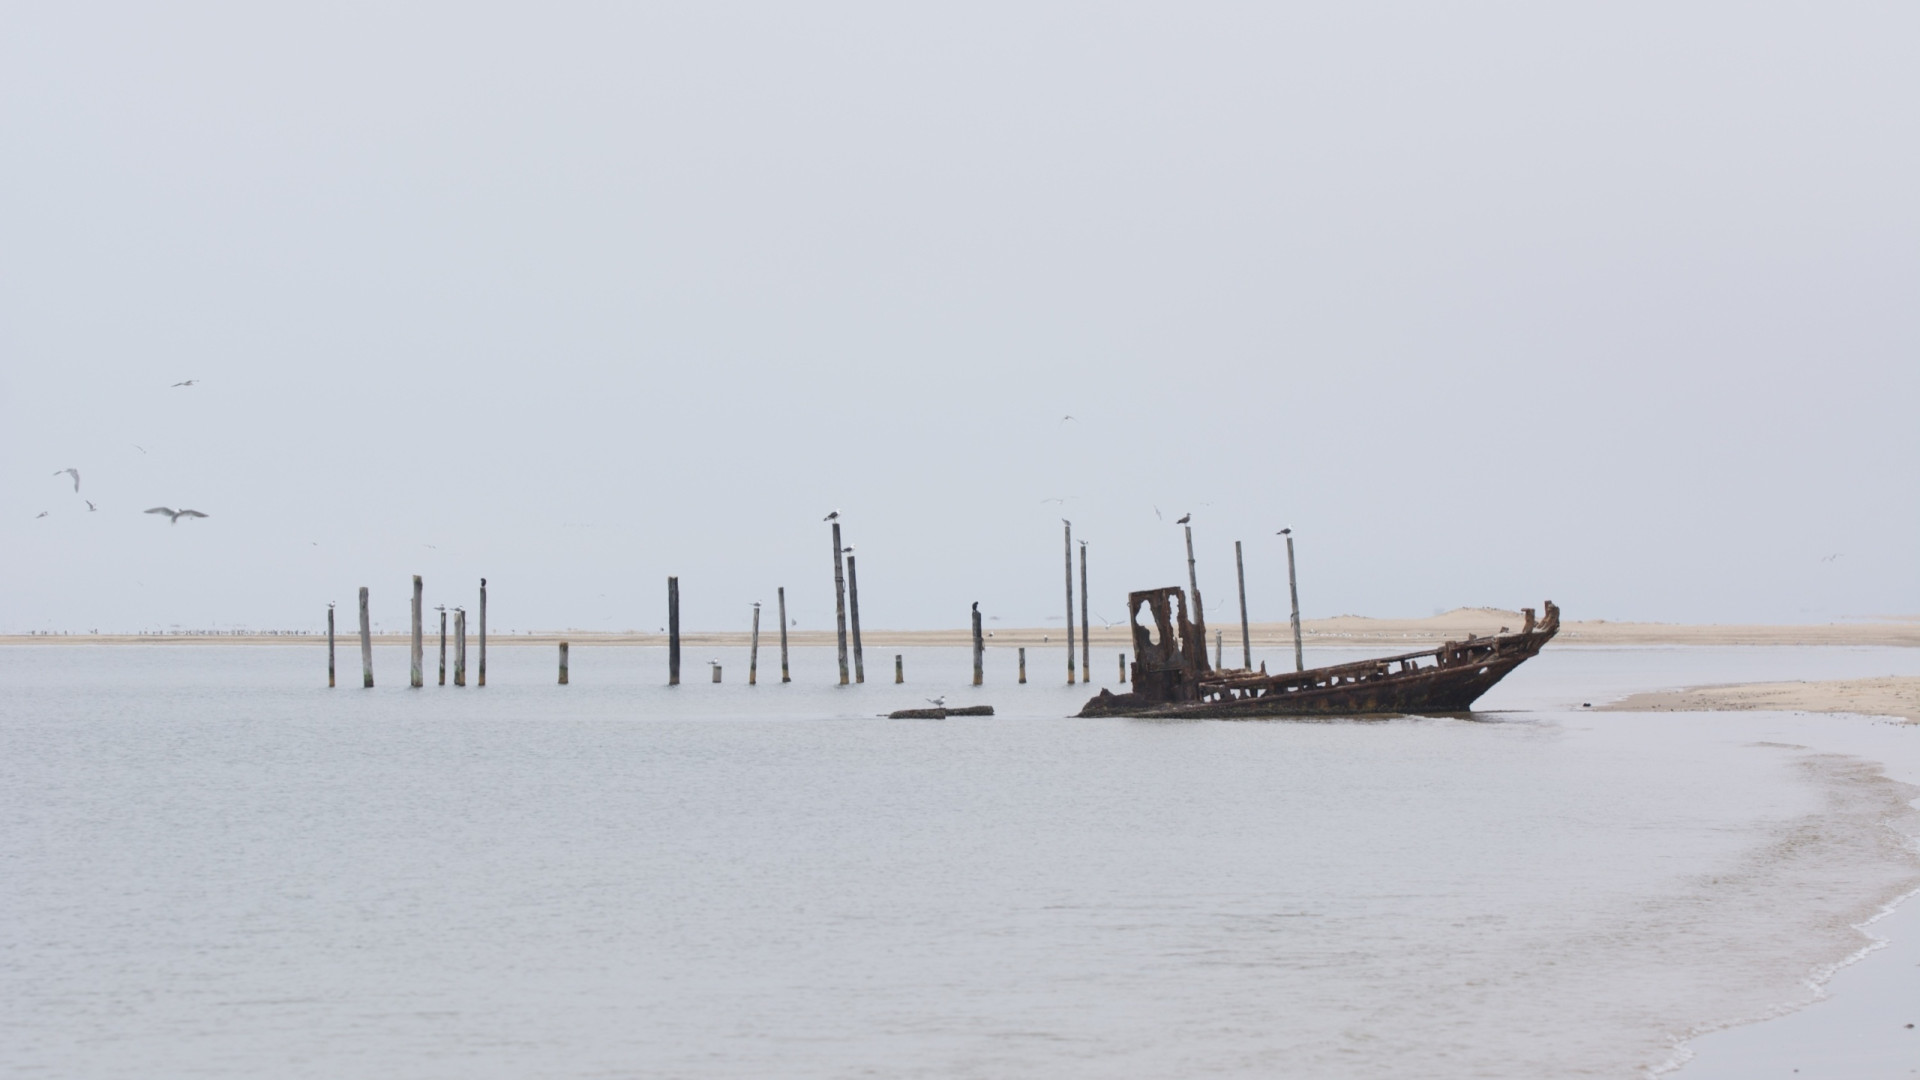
[1605,675,1920,725]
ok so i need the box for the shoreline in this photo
[1602,675,1920,724]
[4,611,1917,649]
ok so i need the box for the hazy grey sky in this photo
[3,2,1915,633]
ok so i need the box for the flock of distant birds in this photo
[34,380,210,525]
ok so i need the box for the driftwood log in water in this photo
[888,705,995,719]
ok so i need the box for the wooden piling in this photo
[1235,540,1251,670]
[1284,532,1303,672]
[327,604,335,687]
[1079,541,1090,682]
[1119,652,1127,685]
[559,641,569,685]
[1018,646,1027,684]
[895,653,903,683]
[777,587,791,684]
[410,575,423,688]
[1063,521,1076,684]
[358,586,373,688]
[437,607,446,685]
[454,608,467,686]
[477,577,487,688]
[711,662,722,683]
[1184,525,1206,650]
[668,576,681,686]
[847,553,865,684]
[971,602,984,686]
[749,602,761,686]
[1215,630,1223,669]
[832,522,850,686]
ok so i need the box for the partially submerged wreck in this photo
[1078,588,1558,719]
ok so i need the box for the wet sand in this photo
[1604,675,1920,724]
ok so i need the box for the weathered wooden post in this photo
[1079,540,1091,679]
[667,576,681,686]
[749,602,761,686]
[477,577,487,688]
[1119,652,1127,685]
[327,603,336,687]
[847,552,865,683]
[1235,540,1251,670]
[831,521,850,685]
[971,602,984,686]
[1282,528,1303,672]
[558,641,569,685]
[358,586,373,688]
[711,661,722,683]
[1184,524,1207,648]
[894,653,903,683]
[1018,646,1027,684]
[777,586,791,684]
[436,606,447,685]
[454,607,467,686]
[1215,630,1223,670]
[410,574,424,688]
[1063,520,1076,684]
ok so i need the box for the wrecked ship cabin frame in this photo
[1078,587,1559,719]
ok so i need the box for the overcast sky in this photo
[3,2,1914,633]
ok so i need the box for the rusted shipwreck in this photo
[1078,588,1559,719]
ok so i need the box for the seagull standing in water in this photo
[145,507,209,525]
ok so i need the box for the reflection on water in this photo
[3,644,1917,1078]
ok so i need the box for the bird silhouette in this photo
[823,510,840,521]
[35,511,48,519]
[145,507,209,525]
[53,468,79,492]
[1821,553,1843,563]
[1153,505,1163,520]
[1176,513,1191,525]
[170,379,197,388]
[926,696,947,708]
[85,500,97,512]
[1060,415,1076,423]
[1278,527,1292,536]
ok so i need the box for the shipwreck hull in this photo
[1078,590,1558,720]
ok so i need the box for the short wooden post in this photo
[558,641,569,684]
[1215,630,1223,669]
[847,553,865,683]
[1283,530,1303,672]
[1063,521,1076,684]
[1018,646,1027,684]
[358,586,373,688]
[437,607,447,685]
[667,576,681,686]
[1235,540,1251,670]
[832,522,850,685]
[777,586,791,684]
[894,653,903,683]
[971,602,984,686]
[1119,652,1127,685]
[327,603,336,687]
[711,662,722,683]
[477,577,488,688]
[410,574,424,688]
[749,602,761,686]
[454,608,466,685]
[1079,541,1090,681]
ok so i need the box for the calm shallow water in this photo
[4,644,1918,1078]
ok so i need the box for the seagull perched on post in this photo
[53,468,80,492]
[1277,527,1291,536]
[823,510,840,521]
[1176,512,1191,525]
[145,506,209,525]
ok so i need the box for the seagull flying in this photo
[1821,553,1843,563]
[53,468,80,492]
[35,511,48,519]
[823,510,840,521]
[145,506,209,525]
[170,379,197,388]
[86,500,97,512]
[1061,415,1076,423]
[1176,513,1191,525]
[1153,505,1163,520]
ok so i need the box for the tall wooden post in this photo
[1119,652,1127,685]
[832,522,850,685]
[358,586,373,688]
[1079,541,1090,679]
[454,608,467,685]
[437,607,447,685]
[410,575,424,688]
[777,587,791,684]
[1184,524,1207,663]
[1235,540,1251,670]
[327,603,335,687]
[1063,521,1076,684]
[1215,630,1223,670]
[1018,646,1027,684]
[477,577,487,687]
[847,553,865,683]
[971,602,984,686]
[1284,531,1304,672]
[749,602,761,686]
[558,641,569,685]
[667,576,681,686]
[894,654,903,683]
